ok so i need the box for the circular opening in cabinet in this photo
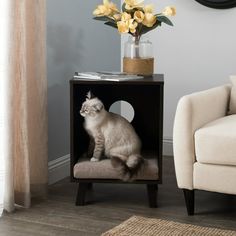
[109,101,135,123]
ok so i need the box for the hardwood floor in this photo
[1,156,236,236]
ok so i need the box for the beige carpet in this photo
[102,216,236,236]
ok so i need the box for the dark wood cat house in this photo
[70,75,164,207]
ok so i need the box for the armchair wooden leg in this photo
[147,184,158,208]
[183,189,195,215]
[76,183,89,206]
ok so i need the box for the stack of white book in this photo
[74,72,144,82]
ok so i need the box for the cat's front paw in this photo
[90,157,99,162]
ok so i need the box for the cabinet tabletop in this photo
[70,74,164,85]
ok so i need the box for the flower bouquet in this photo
[93,0,176,75]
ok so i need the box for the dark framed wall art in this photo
[195,0,236,8]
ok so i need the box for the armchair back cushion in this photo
[229,76,236,114]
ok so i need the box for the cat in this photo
[80,91,144,181]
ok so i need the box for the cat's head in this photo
[80,91,104,118]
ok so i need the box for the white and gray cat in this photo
[80,91,144,181]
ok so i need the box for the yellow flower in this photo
[142,13,157,27]
[134,10,144,23]
[117,18,138,34]
[121,12,132,21]
[162,6,176,17]
[117,21,129,33]
[128,19,138,33]
[144,4,154,13]
[103,0,119,12]
[93,0,119,17]
[93,4,112,16]
[113,14,121,21]
[124,0,144,10]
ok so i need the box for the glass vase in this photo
[123,36,154,76]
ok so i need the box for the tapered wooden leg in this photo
[76,183,89,206]
[147,184,158,208]
[183,189,195,215]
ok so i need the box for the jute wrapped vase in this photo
[123,36,154,76]
[123,57,154,76]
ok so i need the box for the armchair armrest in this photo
[173,85,231,190]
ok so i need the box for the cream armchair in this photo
[173,84,236,215]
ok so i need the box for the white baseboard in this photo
[163,138,173,157]
[0,157,70,186]
[48,154,70,185]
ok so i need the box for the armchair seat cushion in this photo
[195,115,236,166]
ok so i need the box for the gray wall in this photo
[47,0,121,161]
[121,0,236,142]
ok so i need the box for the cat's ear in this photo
[86,91,95,100]
[94,103,103,112]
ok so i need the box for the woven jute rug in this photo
[102,216,236,236]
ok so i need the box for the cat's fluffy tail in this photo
[111,155,144,182]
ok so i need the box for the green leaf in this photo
[157,16,174,26]
[104,21,118,29]
[93,16,112,22]
[122,3,126,12]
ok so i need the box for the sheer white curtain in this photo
[0,0,10,216]
[0,0,48,215]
